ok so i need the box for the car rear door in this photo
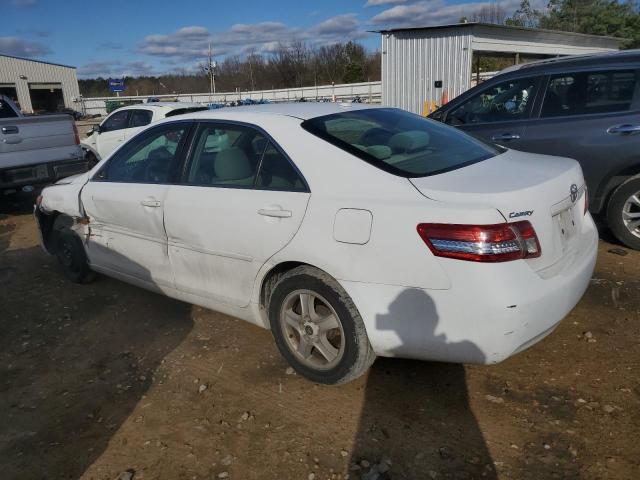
[124,108,154,142]
[81,121,192,288]
[163,121,310,308]
[514,68,640,212]
[443,75,542,150]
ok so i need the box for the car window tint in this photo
[165,107,209,117]
[186,124,264,187]
[302,108,499,177]
[256,143,306,191]
[129,109,153,127]
[0,99,18,118]
[541,70,637,118]
[101,125,186,183]
[447,77,538,125]
[101,110,129,132]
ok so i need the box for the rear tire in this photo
[54,222,94,284]
[607,176,640,250]
[268,266,376,385]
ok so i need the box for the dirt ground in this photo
[1,193,639,480]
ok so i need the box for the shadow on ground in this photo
[349,289,497,479]
[0,238,194,479]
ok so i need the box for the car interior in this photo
[187,126,305,191]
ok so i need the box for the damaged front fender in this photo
[35,171,91,254]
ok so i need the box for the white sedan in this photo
[35,103,597,384]
[81,102,208,164]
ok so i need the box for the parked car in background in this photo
[81,102,208,165]
[35,103,596,384]
[430,50,640,250]
[0,94,85,195]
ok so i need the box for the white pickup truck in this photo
[0,94,86,194]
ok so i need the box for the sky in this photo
[0,0,527,78]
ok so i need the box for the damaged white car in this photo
[35,103,597,384]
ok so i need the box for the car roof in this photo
[500,49,640,75]
[118,102,205,111]
[185,102,382,121]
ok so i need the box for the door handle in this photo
[491,133,521,141]
[607,124,640,135]
[1,126,19,134]
[258,208,292,218]
[141,198,161,208]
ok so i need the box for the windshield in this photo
[301,108,500,177]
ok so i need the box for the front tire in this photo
[268,266,375,385]
[607,176,640,250]
[55,225,94,284]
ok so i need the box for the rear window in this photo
[166,107,209,117]
[301,108,500,177]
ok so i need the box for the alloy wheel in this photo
[622,192,640,239]
[279,289,345,370]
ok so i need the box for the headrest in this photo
[389,130,430,152]
[214,147,253,180]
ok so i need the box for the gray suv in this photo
[430,50,640,250]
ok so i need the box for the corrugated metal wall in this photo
[382,28,472,115]
[0,55,81,113]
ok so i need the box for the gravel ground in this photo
[1,193,639,480]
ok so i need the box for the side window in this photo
[541,70,637,118]
[447,77,538,125]
[0,99,18,118]
[101,110,130,132]
[129,109,153,128]
[97,124,187,183]
[256,143,306,191]
[186,124,264,188]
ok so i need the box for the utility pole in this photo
[208,43,216,102]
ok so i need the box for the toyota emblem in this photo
[570,184,578,203]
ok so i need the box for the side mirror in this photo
[90,124,101,135]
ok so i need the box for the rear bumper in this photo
[341,215,598,364]
[1,158,88,191]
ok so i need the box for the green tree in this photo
[505,0,542,27]
[539,0,640,48]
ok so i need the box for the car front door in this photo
[163,122,310,308]
[81,122,192,289]
[514,68,640,212]
[95,109,130,159]
[443,75,542,149]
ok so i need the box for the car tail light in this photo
[417,221,541,262]
[72,123,80,145]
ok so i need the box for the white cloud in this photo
[370,0,525,27]
[136,14,369,64]
[365,0,407,6]
[0,36,51,57]
[77,60,154,78]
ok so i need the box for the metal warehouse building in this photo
[0,54,81,114]
[379,23,624,114]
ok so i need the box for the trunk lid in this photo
[409,149,588,271]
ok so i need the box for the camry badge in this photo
[570,184,579,203]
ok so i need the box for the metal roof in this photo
[0,53,76,69]
[374,22,624,42]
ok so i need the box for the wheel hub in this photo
[279,289,345,371]
[303,322,317,337]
